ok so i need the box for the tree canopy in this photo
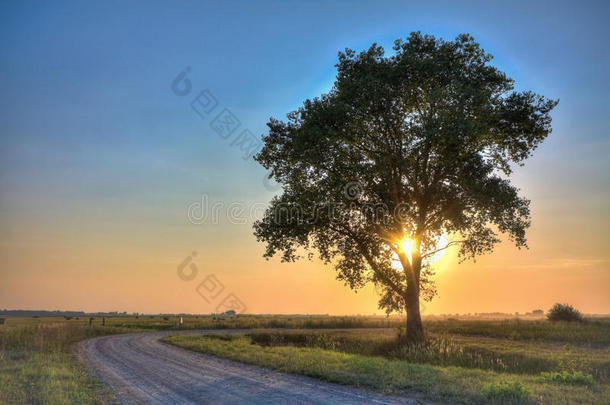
[254,32,557,339]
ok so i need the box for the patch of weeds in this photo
[540,371,593,386]
[509,330,521,340]
[482,380,532,404]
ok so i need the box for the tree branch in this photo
[421,240,464,259]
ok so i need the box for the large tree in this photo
[254,33,557,341]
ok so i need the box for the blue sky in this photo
[1,1,609,313]
[1,1,608,202]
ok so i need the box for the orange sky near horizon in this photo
[2,153,609,316]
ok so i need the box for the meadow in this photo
[0,314,398,404]
[1,315,609,404]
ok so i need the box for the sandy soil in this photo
[77,329,418,404]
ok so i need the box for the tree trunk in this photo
[405,254,424,342]
[405,282,424,342]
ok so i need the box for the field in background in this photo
[1,315,609,404]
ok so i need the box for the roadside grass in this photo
[163,334,608,404]
[482,380,533,404]
[247,329,610,381]
[0,322,139,404]
[540,371,594,386]
[0,351,107,404]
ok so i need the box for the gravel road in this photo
[77,329,418,404]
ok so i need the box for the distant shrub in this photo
[547,303,583,322]
[509,330,521,340]
[482,380,532,404]
[0,318,5,325]
[540,371,593,386]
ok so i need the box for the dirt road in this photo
[78,330,417,404]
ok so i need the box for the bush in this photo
[509,330,521,340]
[547,303,583,322]
[540,371,593,386]
[482,380,532,404]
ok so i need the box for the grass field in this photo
[0,314,393,404]
[1,315,609,404]
[0,318,140,404]
[167,316,609,404]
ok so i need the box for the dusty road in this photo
[78,330,417,404]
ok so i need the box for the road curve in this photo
[77,329,417,404]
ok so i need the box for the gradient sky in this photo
[1,1,609,315]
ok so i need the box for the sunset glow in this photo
[398,234,449,266]
[399,237,416,264]
[430,234,449,264]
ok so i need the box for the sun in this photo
[397,234,448,266]
[399,237,415,264]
